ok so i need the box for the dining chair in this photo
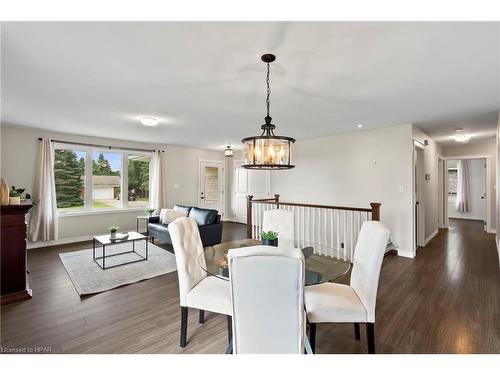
[228,246,309,354]
[262,209,295,248]
[304,221,390,354]
[169,217,232,348]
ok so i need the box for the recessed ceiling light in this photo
[453,129,471,143]
[140,116,159,127]
[357,124,363,128]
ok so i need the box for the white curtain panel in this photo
[29,138,58,241]
[456,159,470,213]
[150,150,167,211]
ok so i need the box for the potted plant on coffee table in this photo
[260,230,279,247]
[109,225,119,239]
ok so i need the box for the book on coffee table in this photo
[111,232,129,241]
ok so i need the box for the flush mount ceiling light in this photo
[241,54,296,170]
[140,116,159,127]
[357,124,363,128]
[224,145,234,158]
[454,129,471,143]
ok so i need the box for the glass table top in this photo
[200,239,351,286]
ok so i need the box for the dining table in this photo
[200,238,352,286]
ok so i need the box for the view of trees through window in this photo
[128,155,150,207]
[54,147,150,212]
[54,149,85,211]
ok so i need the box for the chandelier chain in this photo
[266,62,271,118]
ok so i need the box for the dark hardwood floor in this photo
[1,219,499,354]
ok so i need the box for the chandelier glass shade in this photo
[242,54,295,170]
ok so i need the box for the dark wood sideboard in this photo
[1,203,33,305]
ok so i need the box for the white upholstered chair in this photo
[228,246,308,354]
[304,221,390,354]
[169,217,232,348]
[262,209,295,249]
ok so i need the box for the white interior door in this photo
[198,160,224,217]
[232,160,270,224]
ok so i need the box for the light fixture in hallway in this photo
[224,146,234,158]
[454,129,471,143]
[241,54,295,170]
[140,116,159,127]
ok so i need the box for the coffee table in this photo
[93,231,148,269]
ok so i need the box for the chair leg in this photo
[199,310,205,324]
[180,306,188,347]
[366,323,375,354]
[309,322,316,353]
[354,323,360,340]
[226,315,233,354]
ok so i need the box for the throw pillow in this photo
[161,208,188,225]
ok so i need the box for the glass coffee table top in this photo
[200,239,351,286]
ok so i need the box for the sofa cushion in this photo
[174,205,192,215]
[161,208,188,225]
[188,207,219,226]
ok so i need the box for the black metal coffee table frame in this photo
[92,234,148,269]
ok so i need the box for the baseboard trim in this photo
[27,235,93,249]
[424,229,439,246]
[486,229,496,234]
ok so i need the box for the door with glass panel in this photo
[198,160,225,217]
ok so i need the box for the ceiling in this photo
[417,111,498,146]
[1,22,499,150]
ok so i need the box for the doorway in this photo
[413,144,426,249]
[198,160,225,218]
[445,158,487,230]
[231,159,271,224]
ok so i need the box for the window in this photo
[127,154,150,207]
[92,151,122,210]
[54,149,86,212]
[54,145,151,213]
[448,168,458,202]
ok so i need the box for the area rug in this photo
[59,242,177,296]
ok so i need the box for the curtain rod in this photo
[37,138,164,153]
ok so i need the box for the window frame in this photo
[54,143,152,216]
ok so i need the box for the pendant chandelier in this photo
[224,145,234,157]
[241,54,295,170]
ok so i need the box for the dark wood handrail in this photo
[251,200,373,213]
[246,194,381,239]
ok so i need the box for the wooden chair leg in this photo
[309,322,317,353]
[354,323,360,340]
[366,322,375,354]
[180,306,188,347]
[199,310,205,324]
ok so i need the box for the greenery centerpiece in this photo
[145,207,155,217]
[260,230,279,247]
[109,225,119,239]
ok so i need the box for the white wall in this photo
[412,126,442,241]
[270,124,414,257]
[447,159,486,221]
[441,141,496,233]
[0,124,225,242]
